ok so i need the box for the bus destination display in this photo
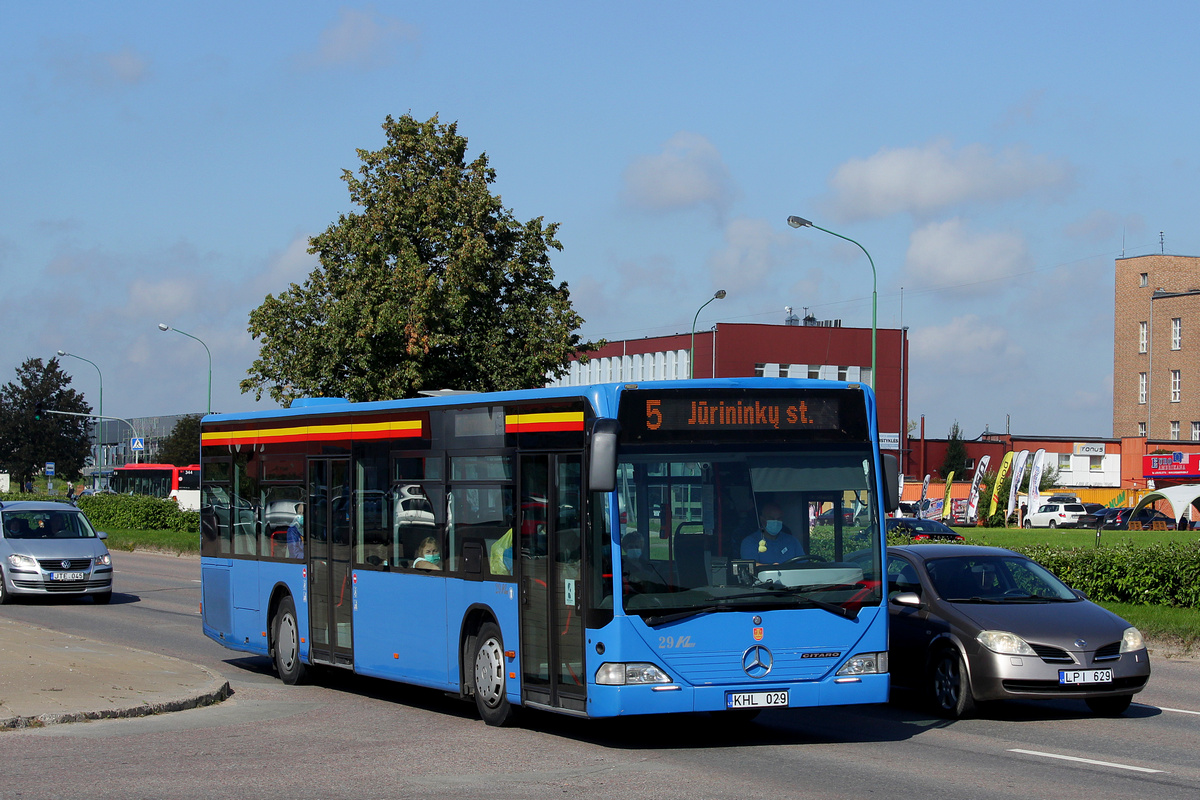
[639,395,840,432]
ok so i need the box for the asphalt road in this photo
[1,551,1199,800]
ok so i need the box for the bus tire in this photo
[272,595,307,685]
[472,622,514,726]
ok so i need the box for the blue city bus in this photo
[199,379,899,724]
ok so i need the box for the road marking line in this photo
[1008,749,1165,773]
[1150,705,1200,716]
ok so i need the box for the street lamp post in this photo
[159,323,212,414]
[787,216,877,390]
[690,290,727,379]
[57,350,103,488]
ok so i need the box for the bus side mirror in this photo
[881,453,900,513]
[588,419,620,493]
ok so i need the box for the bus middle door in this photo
[307,457,353,667]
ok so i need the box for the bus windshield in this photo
[616,446,882,620]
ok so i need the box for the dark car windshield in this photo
[3,510,98,539]
[925,555,1078,602]
[887,518,954,534]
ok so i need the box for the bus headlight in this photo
[595,663,672,685]
[1120,626,1146,653]
[836,652,887,675]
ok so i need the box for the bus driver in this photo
[740,502,804,564]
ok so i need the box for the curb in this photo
[1,675,233,730]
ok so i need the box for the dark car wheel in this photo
[931,649,976,719]
[0,567,9,605]
[1086,694,1133,716]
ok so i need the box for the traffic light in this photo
[34,401,44,420]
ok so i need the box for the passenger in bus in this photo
[621,531,667,592]
[413,536,442,570]
[285,503,305,559]
[740,502,804,564]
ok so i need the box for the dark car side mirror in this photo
[890,591,922,608]
[1073,588,1088,600]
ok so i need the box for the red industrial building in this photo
[551,319,909,460]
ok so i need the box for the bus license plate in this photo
[50,571,86,581]
[1059,669,1113,685]
[726,690,788,709]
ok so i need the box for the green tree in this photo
[0,357,92,487]
[940,421,968,479]
[158,414,201,466]
[241,114,599,405]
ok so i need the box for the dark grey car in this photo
[885,544,1150,718]
[0,501,113,604]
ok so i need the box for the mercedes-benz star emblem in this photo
[61,559,71,570]
[742,645,773,679]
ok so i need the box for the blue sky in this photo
[3,2,1197,440]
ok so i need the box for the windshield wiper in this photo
[644,607,722,627]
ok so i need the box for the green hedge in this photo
[0,492,199,534]
[1016,542,1200,609]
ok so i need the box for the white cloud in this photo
[909,314,1024,374]
[46,43,149,90]
[707,217,787,289]
[904,218,1028,289]
[252,232,318,297]
[828,139,1074,221]
[299,7,418,70]
[622,132,736,219]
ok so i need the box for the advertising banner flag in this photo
[920,474,931,519]
[941,471,956,520]
[987,451,1014,519]
[1006,450,1031,520]
[966,455,991,524]
[1026,449,1047,514]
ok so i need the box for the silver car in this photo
[886,544,1150,718]
[0,501,113,604]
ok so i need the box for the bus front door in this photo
[519,454,587,714]
[307,457,353,667]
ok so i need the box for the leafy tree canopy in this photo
[241,114,599,405]
[0,357,92,485]
[158,414,201,466]
[940,421,968,479]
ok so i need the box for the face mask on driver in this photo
[626,548,642,560]
[764,519,783,536]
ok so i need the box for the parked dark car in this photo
[1077,507,1122,530]
[881,544,1150,719]
[885,517,965,542]
[1109,507,1176,530]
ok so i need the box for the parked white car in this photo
[1024,502,1087,529]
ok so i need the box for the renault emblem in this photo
[742,645,773,678]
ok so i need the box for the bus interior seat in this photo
[674,534,709,588]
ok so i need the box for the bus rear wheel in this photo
[272,595,306,685]
[472,622,514,726]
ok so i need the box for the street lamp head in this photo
[57,349,67,356]
[157,323,171,332]
[787,216,813,229]
[714,289,727,300]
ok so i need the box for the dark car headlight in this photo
[1120,626,1145,653]
[976,630,1037,656]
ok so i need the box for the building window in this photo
[1089,456,1103,471]
[1139,372,1147,404]
[1192,422,1200,441]
[754,363,766,378]
[964,458,975,470]
[1058,454,1071,471]
[837,366,849,381]
[1171,421,1181,440]
[1139,321,1147,353]
[1140,272,1148,287]
[808,365,821,380]
[1138,421,1146,437]
[1173,318,1182,350]
[1172,370,1181,402]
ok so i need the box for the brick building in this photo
[1113,254,1200,441]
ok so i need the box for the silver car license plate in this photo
[726,690,788,708]
[49,571,86,581]
[1059,668,1113,685]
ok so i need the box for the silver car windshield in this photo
[2,511,97,540]
[925,555,1079,602]
[617,447,882,619]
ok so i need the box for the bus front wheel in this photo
[472,622,514,726]
[272,595,307,685]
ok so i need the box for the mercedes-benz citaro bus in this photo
[199,379,899,725]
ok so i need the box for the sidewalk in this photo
[0,617,231,729]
